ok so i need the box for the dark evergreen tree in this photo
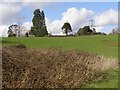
[41,11,45,26]
[32,9,41,27]
[31,9,48,37]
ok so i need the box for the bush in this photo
[77,26,93,36]
[8,33,16,37]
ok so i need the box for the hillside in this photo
[2,35,118,58]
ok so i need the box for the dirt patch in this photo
[2,46,118,88]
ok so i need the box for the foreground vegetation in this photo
[2,35,118,58]
[2,46,118,88]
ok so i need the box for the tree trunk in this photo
[65,29,68,36]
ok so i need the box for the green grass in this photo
[82,69,118,88]
[2,35,118,58]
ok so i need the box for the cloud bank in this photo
[94,9,118,26]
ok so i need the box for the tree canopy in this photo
[8,24,19,37]
[31,9,48,37]
[77,26,93,35]
[62,22,72,36]
[76,26,106,36]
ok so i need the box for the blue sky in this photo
[45,2,118,20]
[0,1,118,36]
[21,2,118,22]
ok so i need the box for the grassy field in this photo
[2,35,118,58]
[2,35,119,88]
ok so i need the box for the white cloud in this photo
[46,19,63,35]
[93,9,118,34]
[22,22,33,31]
[0,1,51,25]
[94,9,118,26]
[0,22,33,37]
[0,25,8,37]
[1,2,23,25]
[47,7,94,35]
[95,26,104,32]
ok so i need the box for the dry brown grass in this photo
[2,46,118,88]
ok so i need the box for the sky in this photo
[0,0,118,37]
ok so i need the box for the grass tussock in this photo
[2,45,118,88]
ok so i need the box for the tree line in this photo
[8,9,118,37]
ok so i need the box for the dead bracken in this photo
[2,46,118,88]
